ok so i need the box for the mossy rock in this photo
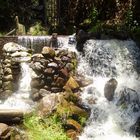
[41,47,55,58]
[57,96,88,119]
[64,77,80,91]
[66,119,82,132]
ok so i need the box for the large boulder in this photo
[38,94,59,116]
[104,78,118,101]
[41,47,55,58]
[3,42,26,53]
[116,87,140,112]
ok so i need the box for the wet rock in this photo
[44,67,55,75]
[3,63,11,68]
[47,62,58,68]
[3,42,26,53]
[30,92,42,101]
[59,68,69,77]
[87,98,96,105]
[66,129,79,140]
[2,81,13,90]
[30,48,78,93]
[65,63,74,72]
[30,62,44,72]
[3,59,11,64]
[0,123,11,139]
[0,109,23,123]
[64,77,80,91]
[3,75,13,82]
[31,78,45,89]
[45,76,53,85]
[11,51,30,57]
[51,87,62,93]
[104,78,118,101]
[0,80,2,89]
[39,88,51,96]
[31,88,38,93]
[55,77,65,87]
[130,117,140,137]
[38,94,58,116]
[57,96,88,118]
[48,33,58,48]
[76,30,91,52]
[31,53,44,62]
[61,56,71,62]
[3,68,12,75]
[116,87,140,112]
[41,47,55,58]
[66,119,82,132]
[0,90,13,100]
[75,75,93,87]
[70,104,88,118]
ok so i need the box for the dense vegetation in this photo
[0,0,139,37]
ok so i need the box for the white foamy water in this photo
[17,36,140,139]
[77,39,140,140]
[0,62,34,111]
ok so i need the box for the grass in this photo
[23,113,70,140]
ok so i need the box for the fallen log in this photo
[0,109,25,123]
[5,29,16,36]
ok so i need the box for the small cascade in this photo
[83,39,140,77]
[18,36,50,53]
[0,62,34,111]
[77,39,140,140]
[18,35,76,53]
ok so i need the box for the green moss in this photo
[78,116,87,126]
[23,113,70,140]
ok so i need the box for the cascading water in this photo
[18,36,50,53]
[76,39,140,140]
[18,35,76,52]
[17,35,140,139]
[0,62,34,111]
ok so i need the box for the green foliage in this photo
[27,22,48,35]
[125,8,139,32]
[89,7,99,24]
[78,116,87,126]
[89,22,102,33]
[23,113,70,140]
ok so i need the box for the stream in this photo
[77,39,140,140]
[0,36,140,139]
[0,62,34,111]
[18,36,140,139]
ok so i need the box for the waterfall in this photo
[0,62,34,111]
[18,36,50,53]
[17,36,140,139]
[77,39,140,140]
[18,35,76,53]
